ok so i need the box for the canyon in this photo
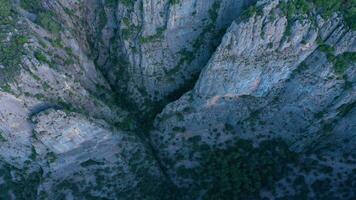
[0,0,355,199]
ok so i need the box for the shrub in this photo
[105,0,118,7]
[170,0,180,5]
[240,5,263,21]
[344,6,356,30]
[20,0,42,13]
[34,51,49,63]
[37,12,61,33]
[0,34,27,86]
[312,0,355,30]
[333,52,356,74]
[0,0,11,17]
[172,126,186,132]
[0,131,6,141]
[185,139,298,199]
[119,0,134,7]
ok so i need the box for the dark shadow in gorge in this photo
[86,0,258,192]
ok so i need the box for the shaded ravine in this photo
[45,0,259,192]
[89,18,228,196]
[90,34,205,193]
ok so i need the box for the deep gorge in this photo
[0,0,355,199]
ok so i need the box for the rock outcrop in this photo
[150,0,356,198]
[1,0,171,198]
[91,0,257,112]
[0,0,355,199]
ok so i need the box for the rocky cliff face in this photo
[89,0,256,109]
[151,0,356,198]
[1,0,171,198]
[0,0,355,199]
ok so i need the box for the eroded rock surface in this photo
[0,0,355,199]
[151,0,356,198]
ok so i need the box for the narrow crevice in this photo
[83,0,237,191]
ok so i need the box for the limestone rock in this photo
[150,0,356,198]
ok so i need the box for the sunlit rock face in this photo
[0,0,355,199]
[89,0,257,111]
[150,0,356,198]
[33,110,113,154]
[28,109,170,199]
[0,0,171,198]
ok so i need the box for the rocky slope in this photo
[1,0,172,199]
[91,0,257,112]
[0,0,355,199]
[151,0,356,199]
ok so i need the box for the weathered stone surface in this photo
[150,0,356,198]
[30,109,170,199]
[0,0,355,199]
[92,0,257,111]
[1,1,170,198]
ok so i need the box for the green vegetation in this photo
[34,51,49,63]
[0,163,42,199]
[208,0,221,23]
[343,3,356,30]
[0,12,27,87]
[0,131,6,142]
[105,0,118,7]
[0,84,12,93]
[319,44,335,54]
[116,116,136,131]
[318,41,355,75]
[20,0,42,13]
[176,138,298,199]
[140,27,166,43]
[172,126,186,132]
[20,1,62,33]
[49,38,64,48]
[166,0,222,79]
[279,0,356,30]
[313,0,355,28]
[37,12,61,33]
[0,0,11,18]
[117,0,135,8]
[240,5,263,21]
[121,17,140,40]
[170,0,180,5]
[223,123,234,132]
[205,0,221,32]
[80,159,104,167]
[98,6,108,30]
[333,52,356,74]
[30,146,37,160]
[46,152,57,163]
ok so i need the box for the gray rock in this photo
[0,0,355,199]
[150,0,356,198]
